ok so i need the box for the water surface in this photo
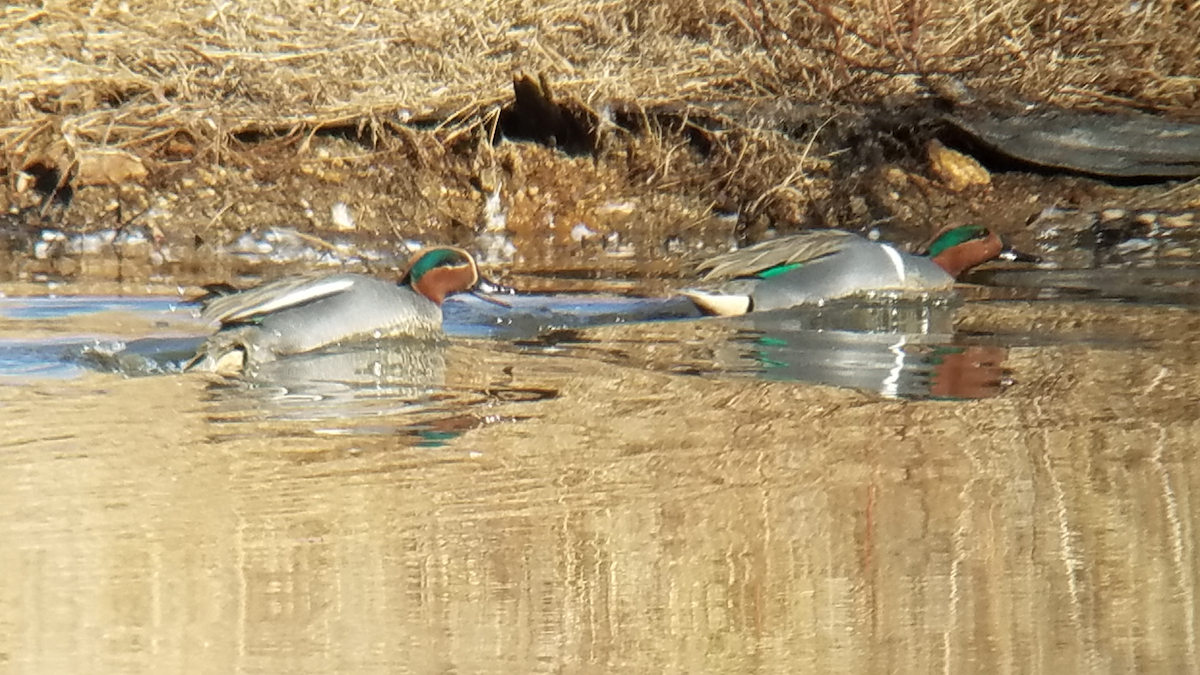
[1,288,1198,674]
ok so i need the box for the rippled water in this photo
[2,285,1199,673]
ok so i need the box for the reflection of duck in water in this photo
[186,247,509,375]
[205,341,452,422]
[924,345,1010,400]
[683,225,1033,315]
[717,306,1011,400]
[740,330,1011,400]
[199,342,558,439]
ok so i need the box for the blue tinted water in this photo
[0,290,1142,402]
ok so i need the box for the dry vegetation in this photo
[1,0,1198,283]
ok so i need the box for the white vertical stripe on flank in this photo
[880,244,906,283]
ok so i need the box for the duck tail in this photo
[190,283,241,307]
[680,290,752,317]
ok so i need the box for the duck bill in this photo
[471,276,516,307]
[998,246,1041,264]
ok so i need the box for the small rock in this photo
[1114,238,1152,254]
[1161,213,1195,228]
[483,184,507,232]
[883,167,909,186]
[928,140,991,191]
[331,202,356,231]
[570,223,596,242]
[15,171,34,193]
[596,201,636,216]
[477,166,500,193]
[34,230,66,260]
[75,149,147,187]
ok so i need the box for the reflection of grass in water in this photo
[1152,420,1199,671]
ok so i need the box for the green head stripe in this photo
[757,262,803,279]
[408,248,467,282]
[926,225,989,258]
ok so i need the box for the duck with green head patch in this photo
[682,225,1030,316]
[186,246,509,374]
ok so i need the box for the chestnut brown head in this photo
[402,247,482,305]
[924,225,1005,278]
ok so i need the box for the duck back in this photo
[750,242,955,311]
[247,275,443,355]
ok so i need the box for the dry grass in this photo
[3,0,1197,165]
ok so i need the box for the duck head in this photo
[402,246,512,305]
[925,225,1036,277]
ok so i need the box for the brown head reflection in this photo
[927,344,1011,399]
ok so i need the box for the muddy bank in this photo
[5,93,1199,292]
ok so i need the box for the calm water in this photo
[2,287,1199,673]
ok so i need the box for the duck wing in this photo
[697,230,861,281]
[200,272,360,325]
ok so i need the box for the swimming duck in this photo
[186,246,507,374]
[682,225,1027,315]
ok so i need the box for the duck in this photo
[682,225,1031,316]
[186,246,508,374]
